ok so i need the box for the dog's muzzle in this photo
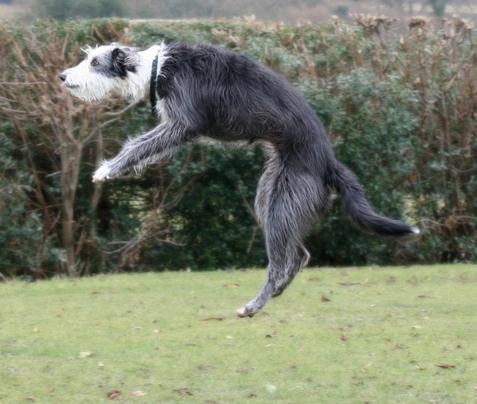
[59,72,79,89]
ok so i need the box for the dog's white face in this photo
[60,45,141,102]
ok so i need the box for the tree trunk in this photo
[60,140,82,276]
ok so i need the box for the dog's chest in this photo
[154,98,169,122]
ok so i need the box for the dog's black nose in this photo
[59,73,67,82]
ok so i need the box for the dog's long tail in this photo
[327,160,419,236]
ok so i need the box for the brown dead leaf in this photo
[436,364,456,369]
[201,317,225,321]
[340,279,368,286]
[341,334,348,342]
[132,390,146,397]
[266,331,277,338]
[106,390,121,400]
[223,282,240,287]
[174,388,193,396]
[321,295,331,302]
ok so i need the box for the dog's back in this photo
[157,44,327,141]
[156,43,418,236]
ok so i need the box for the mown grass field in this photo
[1,265,476,403]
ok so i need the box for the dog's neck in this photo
[131,44,167,102]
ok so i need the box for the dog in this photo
[60,42,419,317]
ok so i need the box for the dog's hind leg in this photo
[236,164,320,317]
[236,211,308,317]
[236,229,292,317]
[93,121,196,182]
[272,243,310,298]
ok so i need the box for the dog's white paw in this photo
[236,306,255,318]
[92,165,111,183]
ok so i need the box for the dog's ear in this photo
[111,47,139,76]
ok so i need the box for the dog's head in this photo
[60,44,141,102]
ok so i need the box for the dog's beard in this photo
[64,80,115,102]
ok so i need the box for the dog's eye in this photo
[91,59,99,67]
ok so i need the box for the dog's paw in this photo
[236,306,256,318]
[92,165,111,183]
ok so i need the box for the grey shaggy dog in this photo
[60,42,419,317]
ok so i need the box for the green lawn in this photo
[1,265,476,403]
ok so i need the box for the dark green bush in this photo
[0,124,61,278]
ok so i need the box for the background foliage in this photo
[33,0,127,20]
[0,16,476,277]
[25,0,466,22]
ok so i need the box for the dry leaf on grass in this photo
[201,317,225,321]
[340,279,368,286]
[174,388,193,396]
[436,364,456,369]
[321,295,331,302]
[106,390,121,400]
[132,390,146,397]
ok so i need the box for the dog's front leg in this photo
[93,122,195,182]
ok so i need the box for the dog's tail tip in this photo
[392,223,420,237]
[354,215,419,237]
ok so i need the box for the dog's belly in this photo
[197,136,250,149]
[205,128,250,142]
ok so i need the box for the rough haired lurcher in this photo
[60,42,419,317]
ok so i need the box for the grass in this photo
[1,265,477,403]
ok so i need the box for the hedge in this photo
[0,16,476,277]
